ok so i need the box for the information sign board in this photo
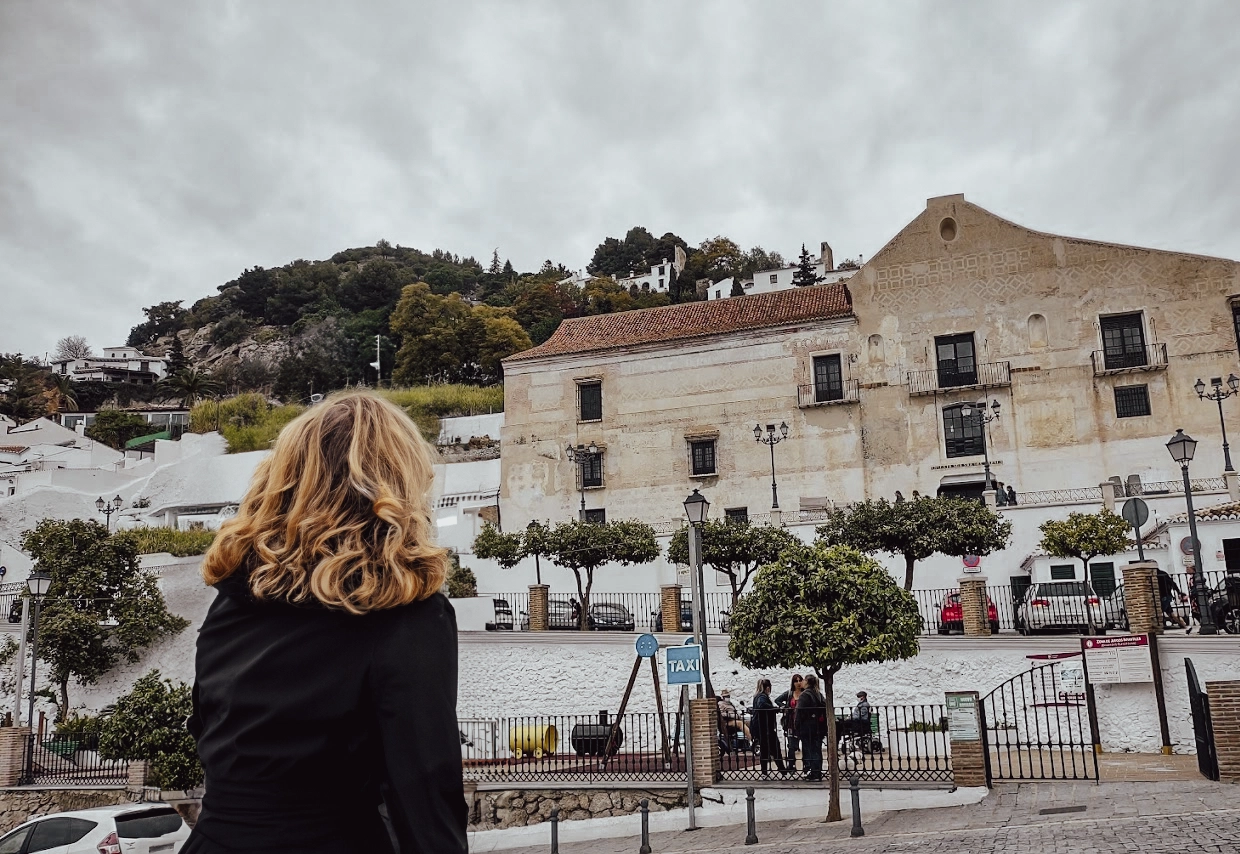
[945,692,980,741]
[1082,634,1152,684]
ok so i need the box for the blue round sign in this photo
[635,633,659,658]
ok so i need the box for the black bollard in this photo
[550,805,559,853]
[745,787,758,845]
[849,775,864,838]
[639,798,651,854]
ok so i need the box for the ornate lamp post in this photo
[25,571,51,730]
[1167,429,1217,635]
[960,399,1001,491]
[753,422,789,510]
[1195,375,1239,473]
[683,489,713,698]
[565,442,601,521]
[95,495,123,531]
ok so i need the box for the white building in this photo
[706,242,856,300]
[613,246,688,295]
[50,346,169,384]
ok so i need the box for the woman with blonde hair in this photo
[183,392,466,854]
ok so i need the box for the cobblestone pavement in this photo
[498,781,1240,854]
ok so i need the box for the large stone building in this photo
[495,194,1240,590]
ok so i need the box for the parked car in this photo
[1206,575,1240,634]
[937,591,1000,634]
[652,603,694,633]
[588,602,636,632]
[1102,582,1190,631]
[1016,581,1105,634]
[0,803,190,853]
[520,599,580,631]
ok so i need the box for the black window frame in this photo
[689,439,716,476]
[577,381,602,422]
[1114,384,1151,418]
[942,404,984,458]
[1100,312,1148,370]
[579,453,603,489]
[582,508,606,524]
[812,354,844,403]
[725,507,749,525]
[1233,304,1240,357]
[1050,565,1076,581]
[935,333,977,387]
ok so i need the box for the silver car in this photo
[1017,581,1105,634]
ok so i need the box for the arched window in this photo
[1027,314,1048,349]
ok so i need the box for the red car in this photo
[938,591,1000,635]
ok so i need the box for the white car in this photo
[1016,581,1105,634]
[0,803,190,854]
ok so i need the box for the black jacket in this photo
[183,572,467,854]
[751,692,779,737]
[794,689,824,741]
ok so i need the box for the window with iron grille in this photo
[1100,313,1147,369]
[689,440,716,476]
[1050,565,1076,580]
[578,382,602,422]
[813,354,844,402]
[725,507,749,524]
[579,453,603,488]
[942,404,984,457]
[935,333,977,387]
[1114,385,1150,418]
[769,274,778,284]
[583,508,606,524]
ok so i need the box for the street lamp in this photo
[1195,375,1239,473]
[1167,429,1217,635]
[25,571,51,730]
[565,442,601,521]
[683,489,713,698]
[95,495,123,530]
[753,422,789,510]
[960,399,1001,491]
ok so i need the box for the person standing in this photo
[1157,568,1189,630]
[795,674,826,781]
[775,674,804,771]
[184,392,467,854]
[751,679,787,778]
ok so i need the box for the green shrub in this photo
[55,713,104,741]
[116,527,216,557]
[378,384,504,417]
[99,671,202,792]
[189,394,305,452]
[446,558,478,598]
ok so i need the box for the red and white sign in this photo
[962,555,981,569]
[1082,634,1152,684]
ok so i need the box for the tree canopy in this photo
[791,244,822,288]
[1039,510,1131,631]
[53,335,94,361]
[98,670,202,792]
[544,520,660,630]
[728,543,922,821]
[667,520,798,604]
[816,497,1012,589]
[21,520,190,718]
[85,409,152,449]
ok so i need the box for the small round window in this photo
[939,217,958,242]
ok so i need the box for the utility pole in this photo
[370,335,382,386]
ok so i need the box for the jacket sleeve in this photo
[369,595,467,854]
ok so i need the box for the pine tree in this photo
[792,244,822,288]
[729,279,745,297]
[166,334,189,375]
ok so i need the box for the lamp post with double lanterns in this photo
[1195,375,1239,473]
[24,571,51,730]
[960,399,1001,491]
[1166,429,1218,635]
[95,495,123,530]
[564,442,601,522]
[753,422,789,510]
[683,489,713,698]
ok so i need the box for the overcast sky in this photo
[3,1,1239,358]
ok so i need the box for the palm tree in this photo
[160,369,220,409]
[46,374,78,414]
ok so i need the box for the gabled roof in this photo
[1163,500,1240,524]
[505,282,852,363]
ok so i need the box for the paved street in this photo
[499,780,1240,853]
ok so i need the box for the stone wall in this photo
[0,788,141,833]
[469,788,696,830]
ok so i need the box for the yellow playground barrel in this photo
[508,724,558,759]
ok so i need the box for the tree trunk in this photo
[903,555,916,591]
[58,676,69,725]
[823,670,842,821]
[1082,557,1097,634]
[580,570,593,632]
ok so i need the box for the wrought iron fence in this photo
[21,732,129,786]
[485,592,664,632]
[717,704,952,784]
[797,380,860,408]
[1014,486,1104,506]
[460,712,685,783]
[907,361,1011,396]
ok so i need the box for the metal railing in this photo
[461,712,685,783]
[797,380,860,408]
[1014,486,1105,506]
[1091,342,1168,374]
[485,593,663,632]
[20,732,129,786]
[907,361,1011,396]
[717,704,952,783]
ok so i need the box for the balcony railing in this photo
[907,361,1011,396]
[1091,342,1168,375]
[797,379,860,407]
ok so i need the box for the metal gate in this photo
[980,659,1099,781]
[1185,657,1219,781]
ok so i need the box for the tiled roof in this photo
[1164,500,1240,524]
[505,283,852,363]
[0,446,29,454]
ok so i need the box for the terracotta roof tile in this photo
[1164,500,1240,523]
[505,283,852,363]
